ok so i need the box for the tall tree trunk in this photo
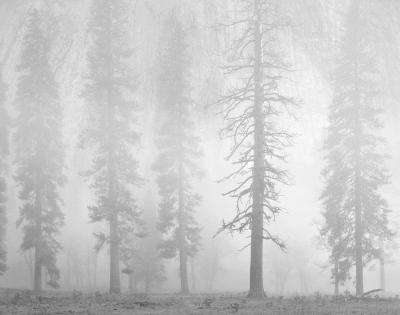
[249,0,265,299]
[353,0,363,297]
[354,104,363,296]
[93,252,97,290]
[380,245,385,291]
[33,245,42,293]
[191,257,197,292]
[355,197,363,296]
[87,247,92,290]
[34,193,42,293]
[178,99,189,294]
[145,264,151,294]
[109,213,120,294]
[129,273,136,294]
[66,254,71,290]
[178,182,189,294]
[334,260,339,295]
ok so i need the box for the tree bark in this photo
[33,245,42,293]
[249,0,265,299]
[177,91,189,294]
[334,260,339,295]
[109,213,121,294]
[355,188,363,296]
[129,273,136,294]
[34,191,42,293]
[191,257,197,292]
[353,0,363,297]
[178,177,189,294]
[380,245,385,291]
[354,100,363,296]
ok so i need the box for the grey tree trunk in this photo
[354,67,363,297]
[34,194,42,293]
[353,0,363,297]
[178,99,189,294]
[334,260,339,295]
[191,257,197,292]
[380,246,385,291]
[129,274,136,294]
[34,245,42,293]
[249,0,265,299]
[178,181,189,294]
[355,190,363,296]
[109,213,121,294]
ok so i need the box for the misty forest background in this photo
[1,0,400,297]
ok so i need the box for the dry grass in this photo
[0,290,399,314]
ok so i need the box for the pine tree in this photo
[153,14,202,294]
[0,69,8,275]
[217,0,295,298]
[81,0,143,294]
[320,0,393,296]
[122,190,165,294]
[14,9,66,292]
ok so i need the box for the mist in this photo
[1,0,400,304]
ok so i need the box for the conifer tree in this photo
[217,0,295,298]
[153,14,202,294]
[122,190,165,293]
[81,0,143,294]
[320,0,393,296]
[14,9,66,292]
[0,69,8,275]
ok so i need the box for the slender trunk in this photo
[129,273,135,294]
[178,91,189,294]
[145,264,151,294]
[354,105,363,296]
[109,213,120,294]
[34,190,42,293]
[352,0,364,297]
[87,247,91,290]
[145,279,150,294]
[380,246,385,291]
[334,260,339,295]
[355,189,363,296]
[93,252,97,290]
[66,254,71,290]
[33,245,42,293]
[190,257,196,292]
[249,0,265,299]
[178,181,189,294]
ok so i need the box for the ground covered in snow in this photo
[0,290,400,314]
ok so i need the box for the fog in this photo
[1,0,400,298]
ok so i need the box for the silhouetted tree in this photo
[320,150,352,295]
[14,9,66,292]
[81,0,143,294]
[122,233,166,294]
[153,14,202,294]
[0,68,8,275]
[131,191,165,293]
[217,0,295,298]
[321,0,393,296]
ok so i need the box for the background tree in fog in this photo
[217,0,295,298]
[14,9,66,292]
[81,0,143,294]
[321,0,393,296]
[122,190,165,294]
[153,13,202,294]
[320,152,352,295]
[122,233,166,294]
[0,68,8,275]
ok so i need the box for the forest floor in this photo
[0,289,400,314]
